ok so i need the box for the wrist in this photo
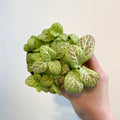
[87,107,115,120]
[71,101,115,120]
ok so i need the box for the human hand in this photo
[61,55,115,120]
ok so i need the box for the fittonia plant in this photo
[24,22,100,95]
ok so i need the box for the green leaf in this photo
[36,85,42,92]
[65,45,83,68]
[69,34,79,44]
[64,70,84,93]
[34,73,41,82]
[41,86,50,93]
[37,29,54,42]
[48,60,61,75]
[40,75,53,87]
[32,58,47,73]
[27,37,36,49]
[25,75,39,87]
[78,35,95,64]
[33,47,41,53]
[51,41,70,59]
[40,45,57,62]
[37,34,47,41]
[49,23,63,38]
[50,84,61,95]
[27,63,33,72]
[23,44,31,52]
[27,53,41,63]
[42,29,49,34]
[55,33,68,42]
[35,39,43,48]
[76,66,99,87]
[61,63,70,75]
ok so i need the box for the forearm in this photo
[71,102,115,120]
[87,108,115,120]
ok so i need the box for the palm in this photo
[61,55,109,119]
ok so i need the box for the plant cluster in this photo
[24,23,99,95]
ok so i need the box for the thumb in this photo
[84,54,103,74]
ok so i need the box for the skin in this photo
[61,55,115,120]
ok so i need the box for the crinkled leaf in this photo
[27,37,36,49]
[78,35,95,64]
[41,86,50,93]
[55,33,68,42]
[42,29,49,34]
[40,75,53,87]
[33,47,41,53]
[36,85,42,92]
[49,23,63,38]
[32,58,47,73]
[37,29,53,42]
[50,84,61,95]
[25,75,39,87]
[24,44,31,52]
[64,70,84,93]
[61,64,70,75]
[65,45,83,68]
[37,34,47,41]
[27,63,33,72]
[69,34,79,44]
[51,41,70,59]
[27,53,41,63]
[35,39,43,48]
[76,66,99,87]
[48,60,61,75]
[40,45,57,62]
[34,73,41,82]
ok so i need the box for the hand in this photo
[61,55,115,120]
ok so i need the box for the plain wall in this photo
[0,0,120,120]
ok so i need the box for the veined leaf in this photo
[78,35,95,64]
[76,66,99,87]
[51,41,70,59]
[25,75,39,88]
[65,45,83,68]
[40,75,53,87]
[32,58,47,73]
[40,45,57,62]
[48,60,61,75]
[64,70,84,93]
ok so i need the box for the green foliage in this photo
[64,70,84,93]
[25,75,39,88]
[24,22,99,95]
[40,45,57,62]
[51,40,70,59]
[32,58,47,73]
[27,53,41,63]
[61,63,70,75]
[34,73,41,82]
[48,60,61,75]
[65,45,83,68]
[69,34,79,44]
[40,75,53,87]
[24,44,31,52]
[36,86,42,92]
[75,66,99,87]
[50,84,61,95]
[78,35,95,64]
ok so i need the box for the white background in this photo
[0,0,120,120]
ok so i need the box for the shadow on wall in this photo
[53,95,81,120]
